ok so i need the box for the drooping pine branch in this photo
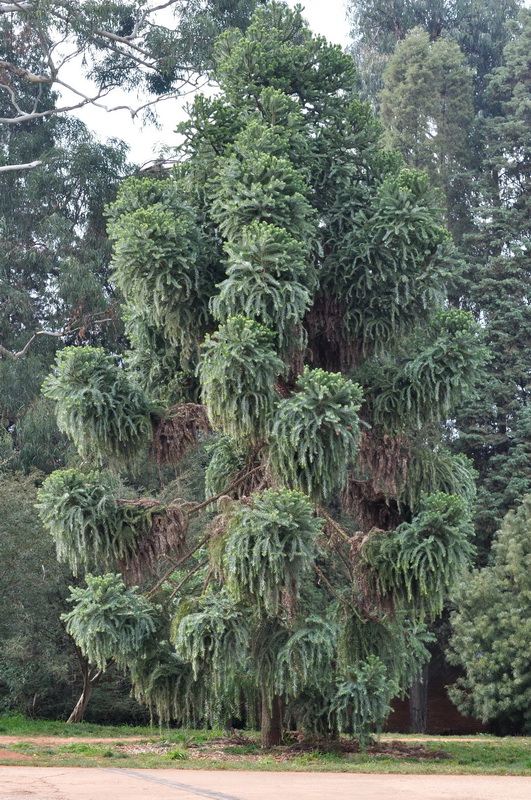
[42,346,156,467]
[62,573,157,670]
[360,492,475,619]
[270,368,364,502]
[199,315,284,442]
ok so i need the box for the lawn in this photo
[0,715,529,775]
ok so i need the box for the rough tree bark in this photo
[261,691,283,748]
[67,646,103,723]
[409,662,429,733]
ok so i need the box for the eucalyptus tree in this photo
[0,113,131,473]
[0,0,260,170]
[38,2,484,745]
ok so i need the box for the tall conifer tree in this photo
[38,3,484,744]
[379,28,474,242]
[454,8,531,551]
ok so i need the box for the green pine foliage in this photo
[128,641,198,727]
[323,169,451,354]
[364,310,486,431]
[401,447,477,512]
[274,615,337,699]
[62,574,157,671]
[199,316,284,441]
[108,199,212,360]
[211,149,315,243]
[339,613,433,691]
[172,589,250,706]
[122,305,198,406]
[204,436,245,497]
[211,222,313,350]
[37,469,144,575]
[448,496,531,733]
[42,347,156,467]
[330,656,398,745]
[361,492,475,619]
[36,2,483,740]
[223,489,323,617]
[270,368,364,501]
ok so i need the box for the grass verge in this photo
[0,717,529,775]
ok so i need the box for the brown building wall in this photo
[385,679,487,734]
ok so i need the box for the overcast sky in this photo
[73,1,350,166]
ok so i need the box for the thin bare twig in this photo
[188,465,263,515]
[147,535,210,598]
[169,559,208,601]
[313,563,351,609]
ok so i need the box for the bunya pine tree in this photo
[37,2,485,745]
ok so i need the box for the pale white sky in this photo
[74,0,350,166]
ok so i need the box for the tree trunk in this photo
[409,662,429,733]
[67,647,103,724]
[260,691,283,748]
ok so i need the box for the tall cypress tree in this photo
[37,3,484,745]
[347,0,522,112]
[454,8,531,552]
[379,27,475,242]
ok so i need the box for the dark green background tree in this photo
[449,496,531,734]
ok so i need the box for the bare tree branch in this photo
[0,319,114,360]
[0,3,33,13]
[0,1,199,128]
[0,60,50,84]
[0,159,42,171]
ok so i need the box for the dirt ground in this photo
[0,733,452,764]
[0,736,150,746]
[1,766,531,800]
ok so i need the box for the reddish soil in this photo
[0,735,150,746]
[0,750,30,761]
[0,733,451,763]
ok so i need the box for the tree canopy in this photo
[0,0,260,122]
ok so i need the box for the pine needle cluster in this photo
[62,574,157,670]
[42,346,155,467]
[37,469,144,575]
[361,492,475,618]
[270,368,364,501]
[331,656,397,745]
[204,436,245,497]
[211,222,313,350]
[199,315,284,441]
[223,489,323,617]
